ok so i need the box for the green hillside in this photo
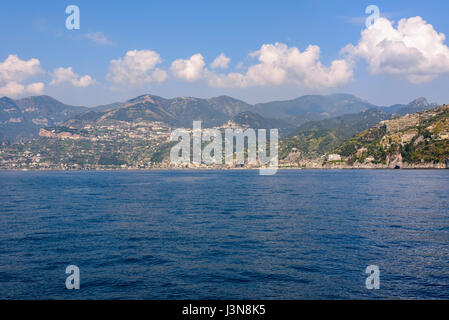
[331,105,449,167]
[280,108,390,159]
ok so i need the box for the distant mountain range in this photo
[0,92,447,170]
[0,93,439,146]
[253,93,376,125]
[380,97,438,116]
[97,94,251,128]
[64,94,252,129]
[279,97,440,159]
[65,93,439,132]
[227,111,293,132]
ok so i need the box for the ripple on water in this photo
[0,170,448,299]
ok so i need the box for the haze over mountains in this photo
[253,93,376,124]
[0,92,439,145]
[379,97,438,116]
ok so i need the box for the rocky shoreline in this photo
[293,161,448,169]
[1,164,448,171]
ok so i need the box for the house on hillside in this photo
[327,154,342,161]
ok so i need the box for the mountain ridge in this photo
[0,95,87,144]
[1,101,447,170]
[0,93,440,146]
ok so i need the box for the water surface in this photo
[0,170,448,299]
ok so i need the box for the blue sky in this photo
[1,0,449,107]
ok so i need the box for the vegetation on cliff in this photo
[280,108,390,160]
[330,105,449,166]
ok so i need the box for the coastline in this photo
[1,166,448,171]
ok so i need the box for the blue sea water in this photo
[0,169,448,300]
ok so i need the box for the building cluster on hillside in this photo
[0,120,173,170]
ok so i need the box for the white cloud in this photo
[170,44,352,89]
[207,43,353,89]
[151,68,168,83]
[107,50,167,86]
[26,82,45,95]
[0,55,44,97]
[84,32,114,46]
[0,54,42,83]
[0,81,25,97]
[50,67,94,87]
[342,16,449,83]
[170,54,205,82]
[206,71,246,88]
[210,53,230,69]
[72,75,94,87]
[0,81,44,97]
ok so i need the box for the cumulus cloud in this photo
[151,68,168,83]
[210,53,230,69]
[0,55,44,97]
[170,44,352,89]
[84,32,114,46]
[0,54,42,83]
[25,82,45,95]
[0,81,44,97]
[208,43,353,89]
[342,16,449,83]
[73,75,94,87]
[0,82,25,97]
[170,53,205,82]
[50,67,94,87]
[107,50,167,86]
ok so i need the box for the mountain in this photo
[280,108,390,160]
[63,110,107,128]
[0,113,174,169]
[279,97,440,161]
[0,95,87,144]
[6,93,378,144]
[253,93,376,125]
[206,95,252,117]
[381,97,438,116]
[91,102,123,112]
[0,97,32,144]
[15,95,87,120]
[95,94,178,125]
[330,105,449,168]
[226,111,294,134]
[158,95,251,127]
[2,93,437,145]
[67,93,380,130]
[74,94,252,128]
[0,97,21,123]
[2,99,447,170]
[2,93,443,169]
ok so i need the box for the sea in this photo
[0,170,448,299]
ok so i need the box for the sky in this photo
[1,0,449,107]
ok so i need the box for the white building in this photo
[327,154,341,161]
